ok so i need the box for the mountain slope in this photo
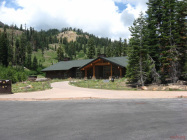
[57,30,89,42]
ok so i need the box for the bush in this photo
[0,65,28,83]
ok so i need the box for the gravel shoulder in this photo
[0,81,186,101]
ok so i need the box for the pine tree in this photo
[104,46,106,55]
[175,0,187,80]
[32,56,38,70]
[146,0,186,83]
[87,37,95,59]
[126,38,141,83]
[20,34,27,67]
[68,42,75,59]
[122,39,128,56]
[57,46,64,61]
[97,46,101,56]
[20,24,23,31]
[159,0,184,83]
[8,25,14,65]
[114,41,120,56]
[15,38,20,65]
[145,0,163,70]
[0,28,9,67]
[106,45,112,57]
[26,43,32,69]
[63,37,68,45]
[83,44,86,54]
[126,12,149,86]
[0,31,2,65]
[117,38,122,56]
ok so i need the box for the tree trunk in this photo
[139,53,144,86]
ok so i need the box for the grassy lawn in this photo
[12,79,67,93]
[69,79,186,91]
[69,79,137,90]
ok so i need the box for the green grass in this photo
[12,81,51,93]
[76,50,87,59]
[32,44,105,68]
[49,43,61,50]
[32,44,87,68]
[32,49,58,67]
[69,79,137,90]
[12,79,68,93]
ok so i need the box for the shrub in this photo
[0,65,28,83]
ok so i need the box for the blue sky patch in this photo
[114,2,127,13]
[0,0,23,10]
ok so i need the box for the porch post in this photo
[92,64,96,79]
[84,69,87,79]
[110,64,113,77]
[120,68,122,78]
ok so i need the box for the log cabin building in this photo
[41,56,128,79]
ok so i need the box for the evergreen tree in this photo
[15,38,20,65]
[126,38,141,83]
[64,44,69,55]
[146,0,162,70]
[0,31,2,65]
[126,12,149,86]
[20,34,27,67]
[159,0,185,83]
[32,56,38,70]
[57,46,64,61]
[8,26,14,65]
[116,38,122,56]
[122,39,128,56]
[60,37,62,44]
[146,0,186,83]
[104,46,106,55]
[68,42,74,59]
[20,24,23,31]
[97,46,101,56]
[106,46,111,57]
[175,0,187,80]
[87,37,95,59]
[26,43,32,69]
[0,28,9,67]
[83,44,86,54]
[63,37,68,45]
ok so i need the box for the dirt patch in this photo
[57,31,89,42]
[0,28,23,36]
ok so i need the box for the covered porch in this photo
[80,58,126,79]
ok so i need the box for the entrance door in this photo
[96,66,103,79]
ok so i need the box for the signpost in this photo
[0,80,12,94]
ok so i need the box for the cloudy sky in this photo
[0,0,148,40]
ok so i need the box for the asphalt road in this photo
[0,99,186,140]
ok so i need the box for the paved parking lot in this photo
[0,99,186,140]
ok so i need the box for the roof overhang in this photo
[80,57,125,70]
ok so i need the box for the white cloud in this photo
[0,0,148,40]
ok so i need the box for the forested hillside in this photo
[0,23,127,82]
[0,25,127,67]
